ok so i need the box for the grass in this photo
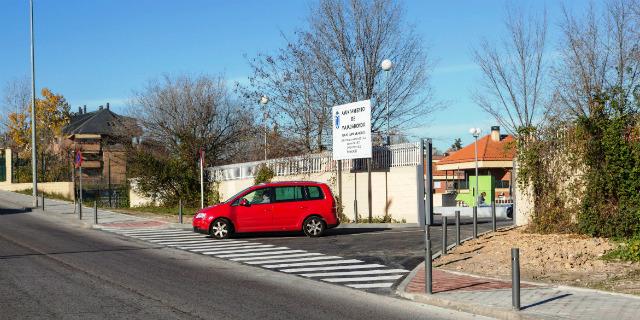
[16,188,73,202]
[112,205,200,218]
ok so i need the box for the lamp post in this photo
[381,59,393,145]
[469,127,482,205]
[260,96,269,161]
[29,0,38,207]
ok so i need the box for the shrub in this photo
[254,164,275,185]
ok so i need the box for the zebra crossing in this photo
[101,227,409,290]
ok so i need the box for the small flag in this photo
[199,148,205,167]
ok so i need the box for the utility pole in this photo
[29,0,38,207]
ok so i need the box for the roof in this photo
[438,134,516,165]
[62,108,140,137]
[256,181,326,187]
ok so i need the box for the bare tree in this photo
[472,5,548,135]
[246,0,438,151]
[1,78,30,131]
[554,0,640,118]
[132,74,252,165]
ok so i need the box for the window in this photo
[306,186,324,200]
[238,188,272,205]
[274,186,304,202]
[496,180,510,188]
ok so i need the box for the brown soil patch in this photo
[435,227,640,295]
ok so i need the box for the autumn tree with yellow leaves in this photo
[4,87,71,156]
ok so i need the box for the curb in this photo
[396,262,539,320]
[336,223,419,229]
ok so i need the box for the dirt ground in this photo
[434,227,640,295]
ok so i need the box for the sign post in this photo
[332,100,372,222]
[75,150,83,219]
[199,148,205,209]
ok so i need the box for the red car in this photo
[193,181,339,239]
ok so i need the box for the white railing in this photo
[209,141,422,181]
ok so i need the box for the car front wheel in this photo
[303,216,326,237]
[210,218,233,239]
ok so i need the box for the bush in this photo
[604,237,640,262]
[254,164,274,185]
[575,90,640,238]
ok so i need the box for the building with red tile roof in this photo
[436,126,516,204]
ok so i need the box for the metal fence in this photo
[77,186,129,208]
[210,142,422,181]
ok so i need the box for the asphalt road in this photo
[0,200,491,320]
[235,216,513,275]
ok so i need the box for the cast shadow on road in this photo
[522,293,572,310]
[0,207,32,215]
[231,227,391,239]
[0,246,162,260]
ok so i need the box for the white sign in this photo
[332,100,372,160]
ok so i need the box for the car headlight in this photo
[195,212,206,219]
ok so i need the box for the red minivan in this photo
[192,181,339,239]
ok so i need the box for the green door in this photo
[0,153,5,182]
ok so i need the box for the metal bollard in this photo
[79,199,83,220]
[94,201,98,224]
[492,200,496,232]
[41,193,45,211]
[455,210,461,246]
[512,248,521,310]
[425,226,433,294]
[442,216,448,255]
[473,206,478,239]
[179,199,183,224]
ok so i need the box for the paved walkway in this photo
[0,190,189,230]
[399,263,640,320]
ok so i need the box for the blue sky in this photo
[0,0,591,150]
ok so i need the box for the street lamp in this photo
[469,127,482,206]
[29,0,38,207]
[381,59,393,145]
[259,96,269,161]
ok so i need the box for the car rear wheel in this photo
[303,216,326,237]
[210,218,233,239]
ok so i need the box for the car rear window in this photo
[306,186,324,200]
[274,186,304,202]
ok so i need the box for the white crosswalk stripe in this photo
[262,259,362,269]
[230,253,323,262]
[245,255,339,265]
[321,275,403,283]
[217,250,306,258]
[201,247,290,255]
[117,230,191,235]
[280,264,385,273]
[174,242,255,249]
[161,239,247,245]
[346,283,394,289]
[300,269,409,277]
[190,245,275,253]
[102,227,410,291]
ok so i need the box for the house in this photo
[60,103,141,186]
[436,126,516,206]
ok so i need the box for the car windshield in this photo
[224,187,251,203]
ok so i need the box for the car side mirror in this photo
[239,198,250,207]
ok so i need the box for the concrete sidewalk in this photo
[0,190,190,230]
[398,263,640,320]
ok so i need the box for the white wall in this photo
[215,166,420,223]
[0,181,74,200]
